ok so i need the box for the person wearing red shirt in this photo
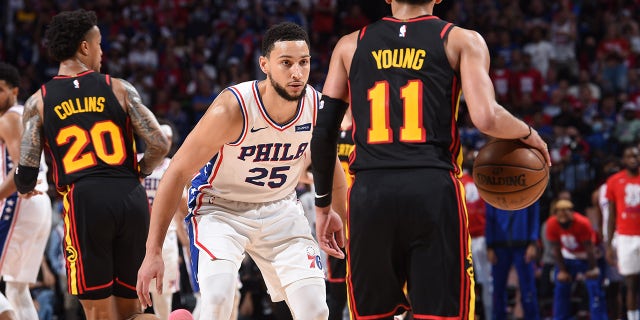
[461,149,492,320]
[546,199,607,320]
[606,145,640,320]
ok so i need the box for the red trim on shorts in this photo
[85,280,114,291]
[192,215,217,260]
[115,277,135,291]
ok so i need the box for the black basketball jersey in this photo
[349,15,462,175]
[337,127,355,187]
[41,71,139,188]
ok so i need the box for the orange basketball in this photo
[472,139,549,210]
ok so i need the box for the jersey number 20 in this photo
[56,121,126,174]
[368,79,426,144]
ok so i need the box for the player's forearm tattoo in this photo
[120,79,169,173]
[19,95,44,167]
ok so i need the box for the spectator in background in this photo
[605,145,640,320]
[486,201,541,320]
[549,4,577,80]
[511,52,546,105]
[490,55,512,105]
[523,26,554,80]
[613,102,640,146]
[546,199,607,320]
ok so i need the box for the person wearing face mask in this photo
[545,199,607,320]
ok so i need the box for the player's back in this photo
[42,71,139,189]
[349,16,461,173]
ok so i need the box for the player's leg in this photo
[551,264,573,320]
[471,236,493,320]
[111,179,154,319]
[326,253,347,320]
[347,170,410,318]
[284,278,328,320]
[616,235,640,320]
[247,193,327,319]
[4,281,37,320]
[0,293,16,320]
[198,258,240,319]
[512,247,539,320]
[407,169,474,319]
[491,248,512,320]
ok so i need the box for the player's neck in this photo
[391,4,433,20]
[58,57,92,76]
[260,80,301,124]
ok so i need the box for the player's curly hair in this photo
[261,22,310,57]
[44,9,97,62]
[0,62,20,88]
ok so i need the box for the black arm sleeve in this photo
[14,165,39,194]
[311,95,349,207]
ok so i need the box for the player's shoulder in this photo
[334,30,359,53]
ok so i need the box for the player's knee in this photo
[285,278,328,320]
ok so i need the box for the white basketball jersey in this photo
[190,80,319,205]
[140,156,177,232]
[0,105,48,192]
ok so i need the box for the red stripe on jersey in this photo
[359,26,367,40]
[41,85,46,97]
[382,15,438,23]
[106,74,111,86]
[441,23,454,39]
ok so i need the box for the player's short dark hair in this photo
[44,9,97,62]
[261,22,309,58]
[396,0,434,4]
[0,62,20,88]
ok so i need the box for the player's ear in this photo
[259,56,269,75]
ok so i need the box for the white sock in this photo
[150,290,173,319]
[628,309,640,320]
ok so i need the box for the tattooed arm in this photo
[112,78,169,176]
[15,91,44,193]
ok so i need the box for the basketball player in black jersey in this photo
[311,0,551,319]
[14,9,169,320]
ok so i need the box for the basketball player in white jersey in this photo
[137,22,347,320]
[0,62,52,320]
[140,123,190,319]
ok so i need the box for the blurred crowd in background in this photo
[2,0,640,319]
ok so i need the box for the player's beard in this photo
[268,73,306,102]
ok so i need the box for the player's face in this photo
[622,147,640,172]
[554,207,573,225]
[264,40,310,101]
[83,26,103,72]
[0,80,17,113]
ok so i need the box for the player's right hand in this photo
[520,128,551,167]
[315,206,345,259]
[136,251,165,309]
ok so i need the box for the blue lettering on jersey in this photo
[295,123,311,132]
[238,142,308,162]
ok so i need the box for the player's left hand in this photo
[315,206,345,259]
[136,251,165,309]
